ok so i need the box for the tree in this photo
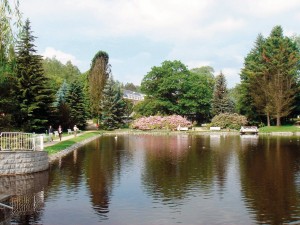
[140,60,189,115]
[181,66,215,122]
[88,51,110,122]
[264,26,300,126]
[114,87,127,126]
[0,0,22,63]
[14,19,54,131]
[100,76,126,130]
[0,0,22,130]
[138,62,215,123]
[124,82,140,92]
[54,81,70,128]
[211,72,234,116]
[66,80,87,129]
[239,34,267,125]
[240,26,300,126]
[42,57,81,92]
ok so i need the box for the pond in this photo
[2,134,300,224]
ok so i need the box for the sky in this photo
[19,0,300,88]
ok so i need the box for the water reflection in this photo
[2,134,300,224]
[238,136,300,224]
[141,134,237,205]
[0,170,48,224]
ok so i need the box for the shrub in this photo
[131,115,192,130]
[210,113,248,130]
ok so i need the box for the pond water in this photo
[3,134,300,224]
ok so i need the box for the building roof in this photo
[123,89,145,101]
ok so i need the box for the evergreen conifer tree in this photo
[114,87,126,126]
[211,72,234,116]
[15,19,54,131]
[54,80,70,128]
[240,26,300,126]
[100,77,126,130]
[66,80,87,129]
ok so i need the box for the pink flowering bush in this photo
[131,115,192,130]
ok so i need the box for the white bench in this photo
[177,125,189,131]
[240,126,258,135]
[54,131,59,137]
[210,127,221,131]
[67,129,73,134]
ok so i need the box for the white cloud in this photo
[231,0,300,17]
[20,0,300,87]
[217,68,241,88]
[186,60,212,69]
[42,47,80,65]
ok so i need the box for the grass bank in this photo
[45,131,102,155]
[259,125,300,133]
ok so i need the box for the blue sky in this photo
[20,0,300,88]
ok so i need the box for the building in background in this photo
[123,90,145,104]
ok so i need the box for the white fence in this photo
[0,132,44,151]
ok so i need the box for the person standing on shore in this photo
[48,125,54,141]
[73,125,78,137]
[58,125,63,141]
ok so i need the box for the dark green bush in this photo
[210,113,248,130]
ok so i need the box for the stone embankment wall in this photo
[0,151,49,175]
[48,135,101,163]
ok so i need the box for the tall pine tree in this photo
[211,72,234,116]
[100,76,126,130]
[240,26,300,126]
[15,19,54,132]
[54,80,70,129]
[66,80,87,129]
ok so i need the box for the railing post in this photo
[40,135,44,151]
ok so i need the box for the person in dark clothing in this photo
[58,125,62,141]
[48,125,54,141]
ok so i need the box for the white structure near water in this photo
[0,132,48,175]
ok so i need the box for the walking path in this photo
[44,131,86,148]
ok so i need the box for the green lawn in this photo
[259,125,300,133]
[45,131,102,155]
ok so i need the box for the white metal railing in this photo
[0,132,44,151]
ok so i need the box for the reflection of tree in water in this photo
[46,141,91,199]
[239,136,300,224]
[210,135,238,195]
[84,136,132,220]
[141,134,235,203]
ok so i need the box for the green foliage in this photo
[66,80,88,129]
[42,57,81,91]
[239,26,300,126]
[137,61,214,123]
[210,113,248,130]
[14,19,54,132]
[0,0,22,62]
[124,82,141,92]
[91,51,109,69]
[89,50,110,118]
[183,67,215,122]
[211,72,234,116]
[100,77,126,130]
[0,57,17,130]
[55,80,69,106]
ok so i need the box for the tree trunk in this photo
[276,113,281,126]
[267,112,270,126]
